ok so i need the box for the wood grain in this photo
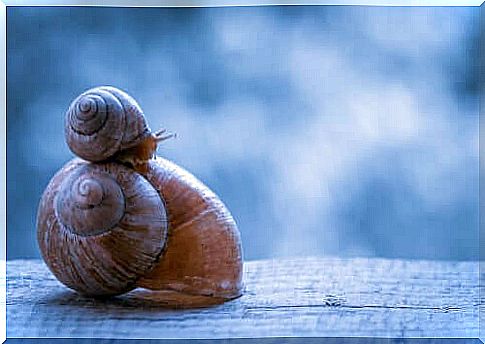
[6,257,480,339]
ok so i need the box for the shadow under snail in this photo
[36,86,244,306]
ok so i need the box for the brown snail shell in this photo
[37,159,169,296]
[37,157,243,302]
[65,86,153,162]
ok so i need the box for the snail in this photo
[36,86,243,305]
[64,86,174,170]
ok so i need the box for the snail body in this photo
[36,86,244,304]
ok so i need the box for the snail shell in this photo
[65,86,152,162]
[37,160,169,296]
[37,157,243,302]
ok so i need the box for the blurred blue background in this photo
[7,6,480,261]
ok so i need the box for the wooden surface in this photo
[6,257,480,339]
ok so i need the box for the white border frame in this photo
[0,1,482,343]
[2,0,484,6]
[1,1,6,343]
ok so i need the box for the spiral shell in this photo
[65,86,152,162]
[37,159,169,296]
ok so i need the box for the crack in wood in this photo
[246,304,467,312]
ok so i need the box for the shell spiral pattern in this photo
[37,159,169,296]
[65,86,152,162]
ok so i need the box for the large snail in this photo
[36,86,243,305]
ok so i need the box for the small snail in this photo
[37,86,243,305]
[65,86,174,169]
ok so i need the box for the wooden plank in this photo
[6,258,480,339]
